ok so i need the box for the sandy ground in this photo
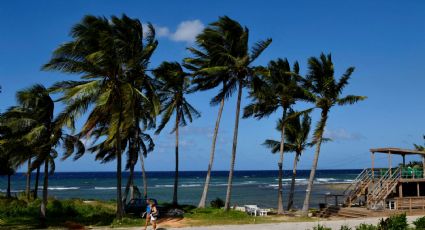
[104,215,422,230]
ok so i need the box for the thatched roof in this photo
[370,147,425,156]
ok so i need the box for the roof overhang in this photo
[370,147,425,156]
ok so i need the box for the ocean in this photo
[0,170,360,209]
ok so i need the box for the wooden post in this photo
[399,183,403,198]
[371,152,375,180]
[417,182,420,197]
[402,154,406,166]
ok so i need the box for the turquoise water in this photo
[0,170,360,209]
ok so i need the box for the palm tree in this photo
[1,84,84,224]
[414,136,425,151]
[153,61,200,206]
[0,107,36,200]
[301,53,367,215]
[43,15,157,219]
[263,113,315,210]
[184,24,233,208]
[243,59,311,214]
[186,16,271,210]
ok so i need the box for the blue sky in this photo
[1,1,425,172]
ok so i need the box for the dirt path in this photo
[108,215,422,230]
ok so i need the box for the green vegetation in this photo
[413,216,425,229]
[0,197,115,229]
[340,225,352,230]
[312,224,331,230]
[0,196,313,228]
[378,213,408,230]
[210,197,225,209]
[355,224,377,230]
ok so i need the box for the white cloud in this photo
[156,26,171,37]
[170,20,204,42]
[324,128,365,141]
[144,20,204,43]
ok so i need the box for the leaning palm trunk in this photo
[123,162,135,204]
[277,110,287,214]
[40,160,49,225]
[140,154,148,199]
[173,112,180,206]
[198,97,225,208]
[34,166,40,199]
[224,81,243,211]
[302,113,328,216]
[287,152,300,211]
[26,158,31,200]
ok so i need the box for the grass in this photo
[0,196,116,229]
[0,196,316,229]
[179,207,314,227]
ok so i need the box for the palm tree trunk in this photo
[302,113,328,216]
[277,109,287,214]
[123,162,135,205]
[198,97,225,208]
[224,81,243,211]
[287,152,300,211]
[116,148,123,219]
[26,158,31,200]
[129,163,135,200]
[40,160,49,225]
[34,166,40,199]
[140,154,148,199]
[173,111,180,206]
[7,173,11,198]
[116,109,124,220]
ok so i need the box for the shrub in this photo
[414,216,425,229]
[313,224,331,230]
[340,225,352,230]
[355,223,378,230]
[378,213,408,230]
[210,198,225,209]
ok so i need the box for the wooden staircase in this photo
[344,168,373,207]
[318,206,370,218]
[367,167,401,210]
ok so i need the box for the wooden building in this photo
[344,148,425,211]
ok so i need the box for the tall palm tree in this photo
[263,113,315,210]
[184,24,233,208]
[301,53,367,215]
[244,59,311,214]
[186,16,271,210]
[153,61,200,206]
[43,15,157,219]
